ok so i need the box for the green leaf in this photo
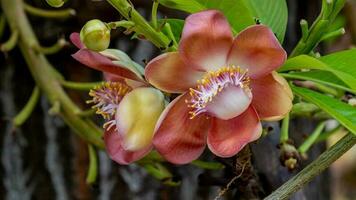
[281,71,355,94]
[279,50,356,90]
[159,0,255,33]
[292,86,356,135]
[243,0,288,43]
[279,55,327,72]
[320,49,356,90]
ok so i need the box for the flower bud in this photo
[279,141,300,171]
[80,19,110,52]
[45,0,66,8]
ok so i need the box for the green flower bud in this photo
[45,0,66,8]
[80,19,111,52]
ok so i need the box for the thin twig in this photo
[215,162,247,200]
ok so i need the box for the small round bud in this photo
[80,19,110,52]
[279,142,300,171]
[46,0,66,8]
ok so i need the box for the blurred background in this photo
[0,0,355,199]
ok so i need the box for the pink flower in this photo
[145,10,293,164]
[70,33,165,164]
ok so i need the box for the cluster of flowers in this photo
[71,10,293,165]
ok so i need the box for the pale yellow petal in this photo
[116,87,165,151]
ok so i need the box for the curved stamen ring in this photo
[87,81,131,130]
[185,66,250,119]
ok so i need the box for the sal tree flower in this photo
[145,10,293,164]
[70,33,165,164]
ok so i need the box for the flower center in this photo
[186,66,250,119]
[87,82,131,130]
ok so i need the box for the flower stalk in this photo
[60,80,103,91]
[24,3,75,19]
[144,163,180,186]
[13,86,40,127]
[1,29,18,52]
[280,114,290,143]
[86,144,98,184]
[163,22,178,47]
[191,160,225,170]
[316,125,343,142]
[31,38,67,55]
[151,0,159,30]
[298,121,326,156]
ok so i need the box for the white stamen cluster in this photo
[185,66,250,119]
[87,82,131,130]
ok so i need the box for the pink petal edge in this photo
[207,106,262,157]
[153,93,211,164]
[70,32,84,49]
[72,49,144,82]
[104,128,152,165]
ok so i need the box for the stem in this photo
[293,80,341,97]
[31,38,67,55]
[265,133,356,200]
[151,0,159,30]
[312,82,340,97]
[0,14,6,39]
[60,80,102,91]
[300,19,309,40]
[1,29,18,52]
[191,160,225,170]
[75,109,96,117]
[48,101,60,115]
[86,144,98,184]
[24,3,75,19]
[316,125,343,142]
[2,0,104,148]
[298,122,326,154]
[320,27,345,41]
[290,0,346,57]
[143,163,179,186]
[105,0,177,51]
[106,20,134,29]
[290,102,319,117]
[280,114,290,143]
[163,22,178,47]
[13,86,40,126]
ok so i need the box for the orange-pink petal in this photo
[72,49,144,82]
[145,52,204,93]
[251,72,293,121]
[227,25,287,79]
[153,93,211,164]
[207,106,262,157]
[179,10,233,72]
[103,72,147,88]
[104,128,152,165]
